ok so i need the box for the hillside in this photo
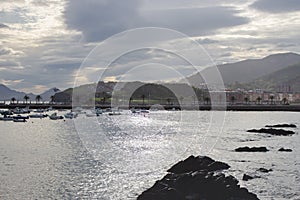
[188,52,300,85]
[0,84,35,101]
[54,81,203,104]
[0,84,60,101]
[238,62,300,92]
[40,88,60,101]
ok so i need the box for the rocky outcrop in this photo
[138,155,259,200]
[247,128,295,136]
[278,148,293,152]
[242,174,254,181]
[257,168,272,173]
[167,155,230,174]
[235,147,269,152]
[265,124,296,128]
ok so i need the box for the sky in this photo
[0,0,300,93]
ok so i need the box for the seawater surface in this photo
[0,111,299,199]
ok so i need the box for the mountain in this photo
[236,62,300,92]
[40,87,60,101]
[0,84,35,101]
[188,52,300,85]
[0,84,60,101]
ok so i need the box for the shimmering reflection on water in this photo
[0,111,299,199]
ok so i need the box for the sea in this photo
[0,110,299,200]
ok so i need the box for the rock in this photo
[278,148,293,152]
[257,168,273,173]
[167,155,230,174]
[247,128,295,136]
[265,124,296,128]
[242,174,254,181]
[235,146,269,152]
[138,155,259,200]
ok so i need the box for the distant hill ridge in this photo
[234,62,300,92]
[0,84,60,101]
[188,52,300,85]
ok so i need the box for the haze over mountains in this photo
[0,85,60,101]
[188,52,300,86]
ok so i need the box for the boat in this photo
[64,112,78,119]
[13,107,30,114]
[0,110,13,116]
[140,109,150,114]
[13,115,29,120]
[95,109,103,116]
[29,114,48,118]
[13,118,27,123]
[108,111,122,116]
[86,113,97,117]
[107,107,121,115]
[0,115,14,121]
[33,109,45,113]
[49,113,64,120]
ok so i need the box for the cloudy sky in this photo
[0,0,300,93]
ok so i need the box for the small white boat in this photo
[140,109,150,114]
[49,113,64,120]
[95,109,103,116]
[13,115,29,120]
[33,109,45,113]
[64,112,78,119]
[13,107,30,114]
[108,111,122,116]
[13,118,26,122]
[1,110,13,116]
[29,114,48,118]
[0,116,14,121]
[86,113,97,117]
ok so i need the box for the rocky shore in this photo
[247,128,295,136]
[138,155,259,200]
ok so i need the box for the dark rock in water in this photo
[247,128,295,136]
[138,155,259,200]
[167,155,230,174]
[243,174,254,181]
[265,124,296,128]
[235,146,269,152]
[278,148,293,152]
[257,168,273,173]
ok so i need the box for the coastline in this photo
[1,103,300,112]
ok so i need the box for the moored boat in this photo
[0,115,14,121]
[29,114,48,118]
[13,115,29,120]
[49,113,64,120]
[64,112,78,119]
[13,118,27,123]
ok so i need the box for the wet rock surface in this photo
[265,124,297,128]
[257,168,273,173]
[242,174,254,181]
[278,148,293,152]
[138,155,259,200]
[247,128,295,136]
[235,146,269,152]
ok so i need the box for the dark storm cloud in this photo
[251,0,300,13]
[64,0,249,42]
[64,0,142,42]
